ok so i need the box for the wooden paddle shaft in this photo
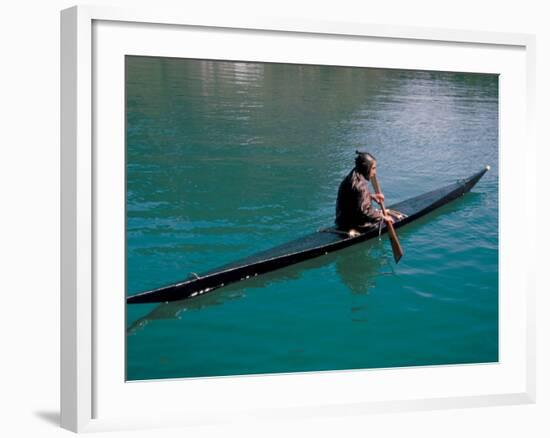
[370,175,388,215]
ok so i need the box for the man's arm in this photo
[371,193,393,222]
[353,187,385,224]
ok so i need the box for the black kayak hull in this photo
[127,167,489,304]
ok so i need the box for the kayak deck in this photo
[127,167,489,304]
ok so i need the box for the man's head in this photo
[355,151,377,180]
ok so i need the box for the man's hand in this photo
[383,213,394,224]
[372,193,385,204]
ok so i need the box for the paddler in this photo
[335,151,395,233]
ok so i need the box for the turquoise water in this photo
[125,56,498,381]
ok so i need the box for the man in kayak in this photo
[335,151,395,233]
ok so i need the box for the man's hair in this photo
[355,150,376,177]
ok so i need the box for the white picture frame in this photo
[60,4,536,433]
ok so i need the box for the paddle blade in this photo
[387,221,404,263]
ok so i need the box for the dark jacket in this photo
[335,169,382,230]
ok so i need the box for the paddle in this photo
[370,174,404,263]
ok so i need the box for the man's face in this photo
[369,162,377,179]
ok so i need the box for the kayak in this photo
[127,166,489,304]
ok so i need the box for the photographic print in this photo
[125,56,498,381]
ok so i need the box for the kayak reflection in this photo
[334,242,392,295]
[126,241,390,334]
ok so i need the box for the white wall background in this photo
[0,0,547,437]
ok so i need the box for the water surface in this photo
[126,56,498,380]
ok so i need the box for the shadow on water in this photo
[127,191,483,334]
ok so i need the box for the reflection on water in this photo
[335,243,391,295]
[126,290,246,335]
[127,237,393,335]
